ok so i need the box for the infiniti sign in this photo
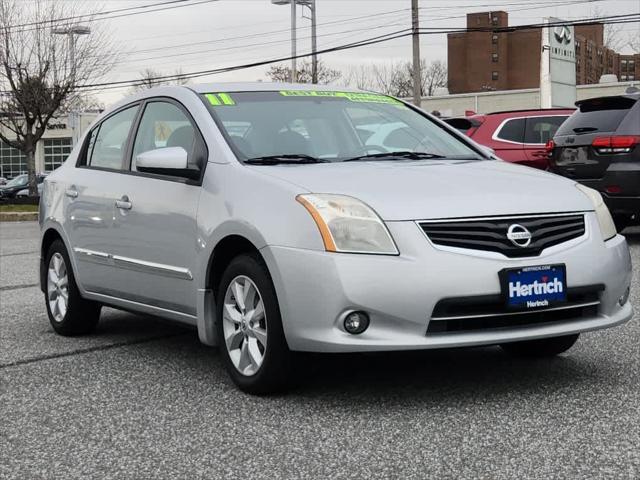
[554,25,572,44]
[507,224,532,247]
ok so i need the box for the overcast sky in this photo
[75,0,640,106]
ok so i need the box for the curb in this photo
[0,212,39,222]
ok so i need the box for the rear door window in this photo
[495,118,526,143]
[556,96,636,135]
[523,116,568,144]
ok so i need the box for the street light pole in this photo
[273,0,318,84]
[52,25,91,81]
[52,26,91,147]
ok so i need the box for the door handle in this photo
[65,189,78,198]
[115,196,132,210]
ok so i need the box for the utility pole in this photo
[291,0,297,83]
[411,0,422,106]
[310,0,318,84]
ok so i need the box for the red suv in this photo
[444,108,573,169]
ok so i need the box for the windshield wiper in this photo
[244,154,329,165]
[343,151,448,162]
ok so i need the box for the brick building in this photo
[448,11,639,94]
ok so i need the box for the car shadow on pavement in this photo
[290,347,605,401]
[106,316,614,403]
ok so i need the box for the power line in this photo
[101,0,606,66]
[77,13,640,93]
[5,0,218,33]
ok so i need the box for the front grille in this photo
[419,214,586,258]
[427,285,603,335]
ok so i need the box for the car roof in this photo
[484,108,574,116]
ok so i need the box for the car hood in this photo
[252,159,592,221]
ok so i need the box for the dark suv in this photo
[548,92,640,231]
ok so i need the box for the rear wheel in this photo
[45,239,101,336]
[500,333,579,358]
[216,254,292,394]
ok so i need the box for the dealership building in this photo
[0,112,99,180]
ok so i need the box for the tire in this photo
[44,239,101,336]
[216,253,292,394]
[500,333,579,358]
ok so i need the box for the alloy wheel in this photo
[222,275,267,376]
[47,252,69,323]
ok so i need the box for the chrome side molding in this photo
[73,247,193,281]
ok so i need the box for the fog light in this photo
[619,286,630,306]
[343,311,370,334]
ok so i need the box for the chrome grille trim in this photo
[418,213,586,258]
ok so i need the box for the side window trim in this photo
[76,101,142,170]
[86,124,101,166]
[125,96,209,185]
[492,117,526,145]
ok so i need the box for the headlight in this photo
[575,184,617,241]
[296,194,398,254]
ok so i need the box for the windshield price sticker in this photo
[279,90,403,105]
[205,93,236,106]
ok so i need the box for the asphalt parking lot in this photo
[1,221,639,479]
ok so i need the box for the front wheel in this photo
[216,254,292,394]
[500,333,579,358]
[45,239,101,336]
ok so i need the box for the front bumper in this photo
[262,212,633,352]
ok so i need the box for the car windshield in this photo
[4,175,27,187]
[202,91,482,163]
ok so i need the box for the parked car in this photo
[444,108,573,169]
[0,177,7,186]
[0,173,46,199]
[547,92,640,231]
[39,84,632,393]
[16,183,44,197]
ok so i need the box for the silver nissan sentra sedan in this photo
[39,83,633,393]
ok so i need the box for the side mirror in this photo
[136,147,200,180]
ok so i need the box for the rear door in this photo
[522,115,569,169]
[65,104,140,292]
[550,96,638,179]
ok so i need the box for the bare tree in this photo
[267,59,341,84]
[0,0,118,194]
[421,60,447,97]
[343,65,377,91]
[593,6,626,52]
[345,60,447,97]
[130,67,190,93]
